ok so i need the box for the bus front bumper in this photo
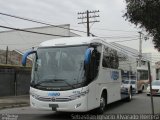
[30,95,88,112]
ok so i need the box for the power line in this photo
[71,25,138,33]
[110,42,138,57]
[112,39,138,43]
[97,33,151,62]
[106,41,151,61]
[108,43,159,62]
[0,25,72,37]
[102,41,139,58]
[92,27,138,33]
[0,12,140,38]
[0,18,49,47]
[100,36,138,39]
[111,42,153,62]
[0,16,29,45]
[0,12,87,34]
[0,24,138,39]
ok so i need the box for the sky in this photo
[0,0,159,55]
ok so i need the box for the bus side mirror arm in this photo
[22,50,37,66]
[84,48,95,81]
[84,48,92,66]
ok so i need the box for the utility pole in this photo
[138,31,142,67]
[78,10,100,36]
[148,61,154,115]
[6,46,8,64]
[129,63,132,79]
[86,10,90,37]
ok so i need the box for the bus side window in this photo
[102,46,119,69]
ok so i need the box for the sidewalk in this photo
[0,95,30,110]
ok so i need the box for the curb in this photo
[0,95,29,99]
[0,103,29,110]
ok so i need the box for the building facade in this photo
[0,49,32,66]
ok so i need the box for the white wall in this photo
[0,24,78,52]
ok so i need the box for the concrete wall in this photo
[0,65,31,97]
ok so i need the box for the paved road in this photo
[0,93,159,120]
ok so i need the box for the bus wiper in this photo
[33,79,56,87]
[33,79,75,89]
[53,79,75,89]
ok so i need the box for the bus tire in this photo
[126,87,132,102]
[96,92,107,114]
[139,85,144,93]
[141,86,144,93]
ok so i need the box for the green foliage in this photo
[124,0,160,51]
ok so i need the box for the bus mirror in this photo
[22,50,37,66]
[84,48,93,65]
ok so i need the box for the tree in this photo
[124,0,160,51]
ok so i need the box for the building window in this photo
[137,70,148,80]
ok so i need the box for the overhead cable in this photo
[0,25,72,37]
[0,12,87,34]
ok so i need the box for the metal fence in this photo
[0,65,31,97]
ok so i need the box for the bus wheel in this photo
[139,85,144,93]
[97,93,106,114]
[126,88,132,102]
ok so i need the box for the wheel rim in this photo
[100,97,105,111]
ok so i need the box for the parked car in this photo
[121,80,137,94]
[146,80,160,96]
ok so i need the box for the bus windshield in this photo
[31,45,88,90]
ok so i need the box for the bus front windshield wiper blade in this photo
[33,79,56,87]
[33,79,75,89]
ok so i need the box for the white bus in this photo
[137,66,149,93]
[22,37,136,113]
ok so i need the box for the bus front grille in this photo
[32,95,71,102]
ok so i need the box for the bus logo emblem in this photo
[48,92,60,96]
[51,97,56,102]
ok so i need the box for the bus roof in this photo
[39,37,100,47]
